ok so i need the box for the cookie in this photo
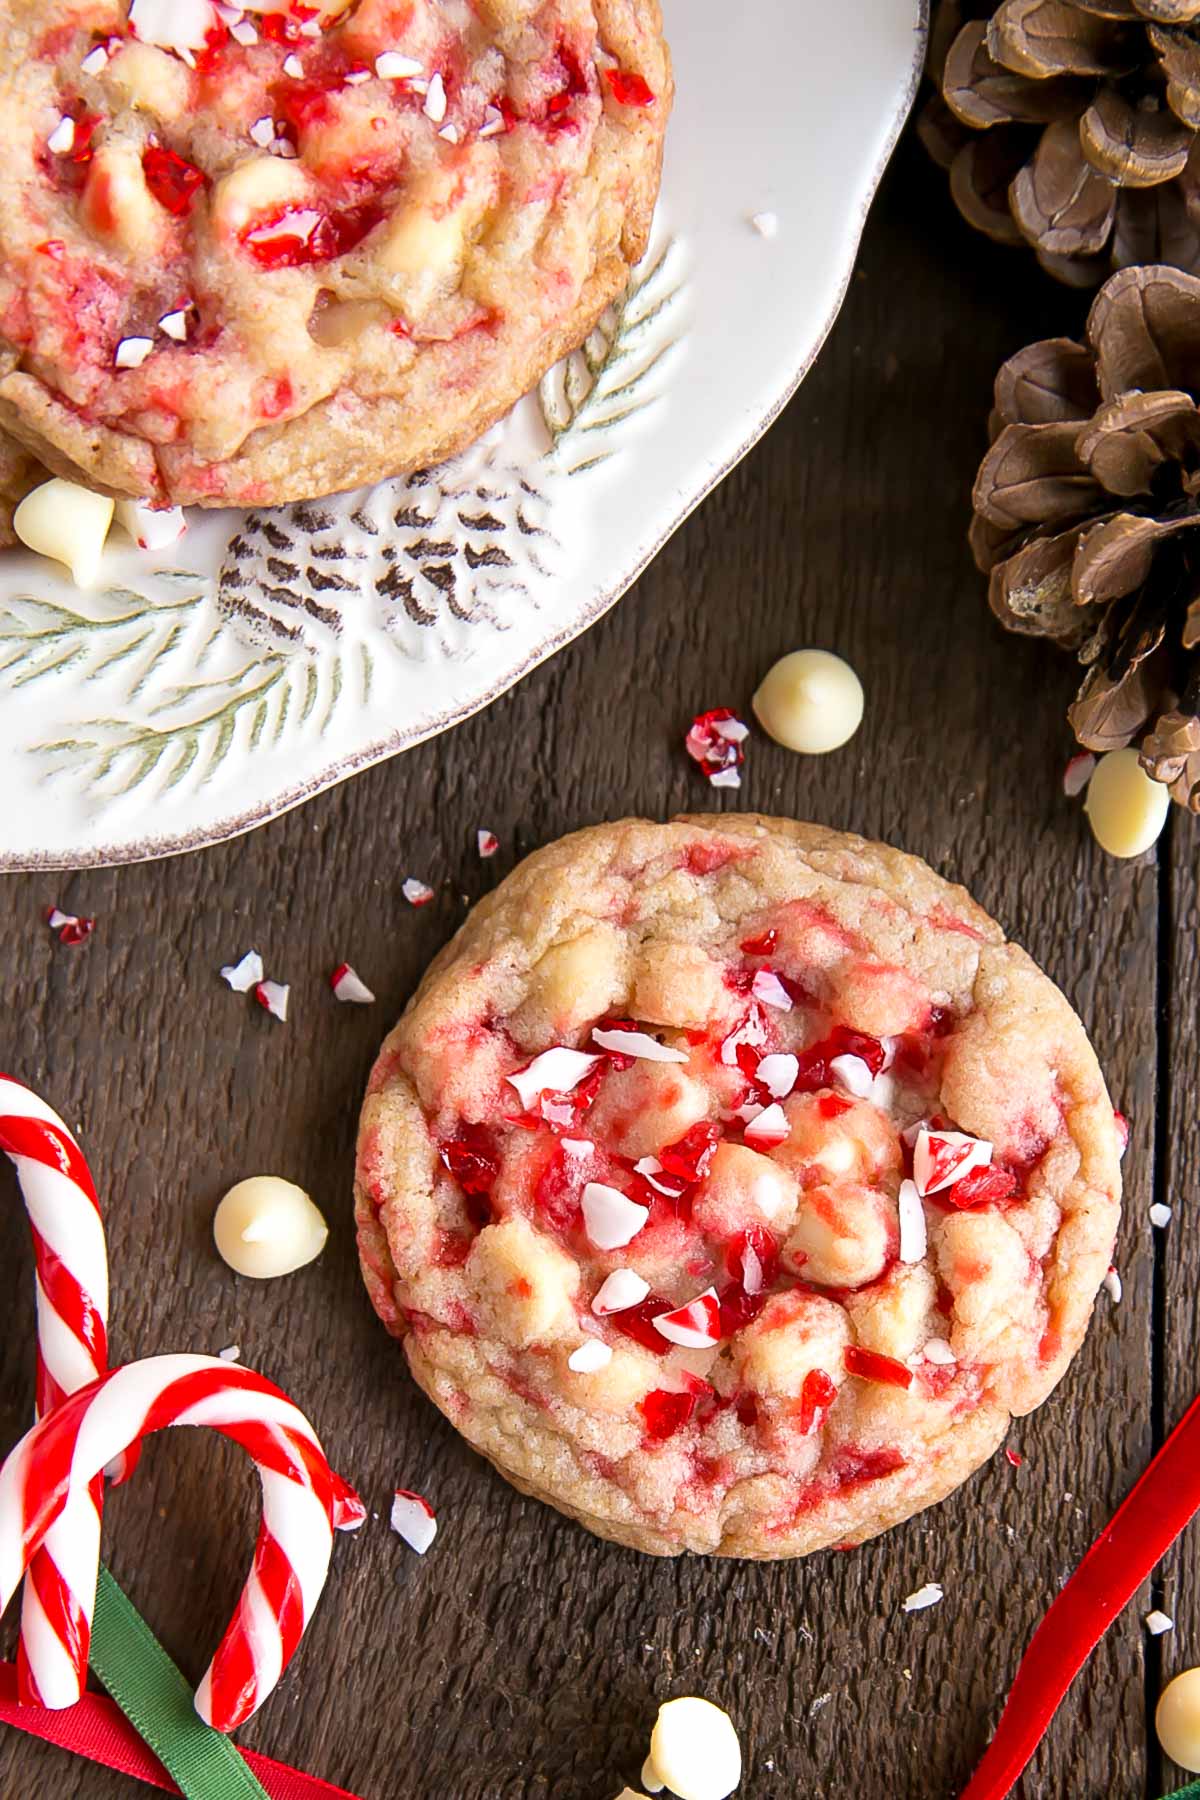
[356,817,1122,1558]
[0,0,670,508]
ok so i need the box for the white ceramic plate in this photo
[0,0,926,870]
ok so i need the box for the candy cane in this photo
[0,1354,365,1732]
[0,1075,113,1709]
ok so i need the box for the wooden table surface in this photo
[0,126,1190,1800]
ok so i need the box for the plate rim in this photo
[1,3,928,873]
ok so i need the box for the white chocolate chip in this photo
[641,1758,665,1795]
[648,1698,741,1800]
[1084,749,1170,859]
[213,1176,328,1279]
[753,648,864,754]
[1157,1668,1200,1772]
[14,479,114,589]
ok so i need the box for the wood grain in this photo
[0,136,1174,1799]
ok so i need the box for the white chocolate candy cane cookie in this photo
[356,817,1122,1558]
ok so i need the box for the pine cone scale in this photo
[1010,119,1118,255]
[988,0,1139,79]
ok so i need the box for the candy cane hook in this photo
[0,1075,111,1708]
[0,1354,365,1732]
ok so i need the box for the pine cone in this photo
[921,0,1200,286]
[971,262,1200,809]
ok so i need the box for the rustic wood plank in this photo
[0,138,1159,1799]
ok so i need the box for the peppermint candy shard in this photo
[581,1182,649,1251]
[829,1053,875,1100]
[390,1488,437,1554]
[1114,1110,1129,1157]
[912,1127,992,1197]
[115,336,155,369]
[1150,1202,1172,1228]
[114,498,187,549]
[330,962,375,1004]
[633,1156,684,1198]
[1145,1610,1174,1636]
[902,1583,943,1614]
[129,0,218,55]
[897,1179,926,1265]
[592,1268,650,1315]
[568,1339,613,1374]
[922,1337,956,1366]
[756,1052,798,1100]
[652,1288,721,1349]
[743,1102,789,1149]
[254,979,290,1022]
[220,949,264,992]
[376,49,424,77]
[402,878,434,906]
[1063,751,1096,798]
[477,829,499,858]
[507,1047,601,1111]
[1103,1266,1122,1304]
[592,1025,688,1064]
[750,969,793,1012]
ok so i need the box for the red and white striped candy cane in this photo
[0,1354,365,1732]
[0,1075,112,1709]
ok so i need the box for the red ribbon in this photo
[0,1664,365,1800]
[962,1393,1200,1798]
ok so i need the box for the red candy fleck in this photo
[828,1445,907,1489]
[658,1120,722,1187]
[439,1125,499,1225]
[798,1367,837,1436]
[739,928,778,957]
[945,1166,1018,1210]
[817,1093,854,1119]
[142,144,206,216]
[1005,1447,1023,1468]
[612,1293,674,1354]
[604,67,655,106]
[684,708,748,787]
[844,1345,913,1390]
[242,200,383,269]
[36,238,66,260]
[68,111,101,165]
[639,1387,697,1440]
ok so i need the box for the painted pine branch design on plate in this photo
[539,238,685,476]
[0,573,208,699]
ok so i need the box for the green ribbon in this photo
[89,1564,269,1800]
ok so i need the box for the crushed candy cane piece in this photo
[330,962,375,1004]
[1114,1110,1129,1157]
[390,1488,437,1554]
[634,1156,681,1197]
[479,104,505,137]
[158,306,192,341]
[1150,1203,1172,1228]
[114,499,187,550]
[254,979,290,1022]
[507,1046,601,1111]
[218,1343,240,1361]
[592,1269,650,1315]
[230,16,257,42]
[114,336,155,370]
[220,949,264,992]
[756,1052,799,1099]
[80,44,111,74]
[1005,1447,1023,1468]
[902,1583,943,1613]
[1146,1610,1175,1636]
[1063,751,1096,798]
[592,1025,688,1064]
[913,1127,993,1197]
[829,1052,875,1099]
[402,878,434,906]
[282,51,303,75]
[561,1136,592,1158]
[568,1339,613,1374]
[751,969,793,1012]
[47,116,76,154]
[582,1182,649,1251]
[740,1238,765,1296]
[129,0,217,57]
[653,1288,721,1349]
[376,49,423,77]
[649,1697,741,1800]
[249,114,275,145]
[922,1338,956,1366]
[1103,1266,1123,1304]
[423,71,447,121]
[477,829,499,858]
[750,210,779,238]
[897,1178,926,1265]
[743,1103,789,1149]
[46,906,95,946]
[685,708,748,787]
